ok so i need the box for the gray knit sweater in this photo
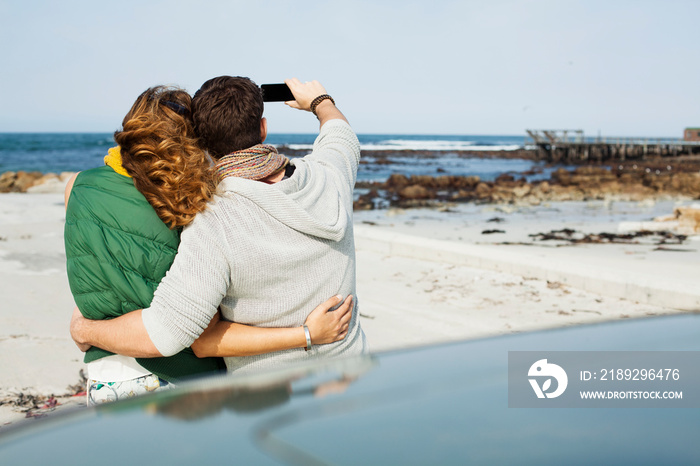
[142,119,368,373]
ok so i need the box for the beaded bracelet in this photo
[310,94,335,115]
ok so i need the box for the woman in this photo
[64,86,351,405]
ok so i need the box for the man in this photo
[71,77,367,373]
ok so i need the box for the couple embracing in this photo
[66,77,367,404]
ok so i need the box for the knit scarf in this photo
[104,146,131,178]
[215,144,289,182]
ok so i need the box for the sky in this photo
[0,0,698,137]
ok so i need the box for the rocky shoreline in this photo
[354,158,700,210]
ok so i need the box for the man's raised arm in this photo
[283,78,360,192]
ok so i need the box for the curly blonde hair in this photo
[114,86,215,229]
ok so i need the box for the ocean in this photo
[0,133,563,183]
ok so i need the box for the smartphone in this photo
[261,83,294,102]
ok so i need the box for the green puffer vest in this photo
[64,165,224,382]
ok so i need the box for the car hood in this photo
[1,314,699,465]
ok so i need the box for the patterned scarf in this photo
[215,144,289,182]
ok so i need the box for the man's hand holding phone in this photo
[283,79,329,111]
[282,78,348,125]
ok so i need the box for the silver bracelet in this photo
[303,325,312,351]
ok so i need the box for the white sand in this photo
[0,193,695,428]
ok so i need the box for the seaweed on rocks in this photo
[529,229,687,245]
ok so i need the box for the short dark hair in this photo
[192,76,264,159]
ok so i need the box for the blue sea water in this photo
[0,133,558,183]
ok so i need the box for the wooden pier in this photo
[525,129,700,163]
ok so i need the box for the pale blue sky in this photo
[1,0,697,137]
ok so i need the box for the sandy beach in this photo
[1,187,697,429]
